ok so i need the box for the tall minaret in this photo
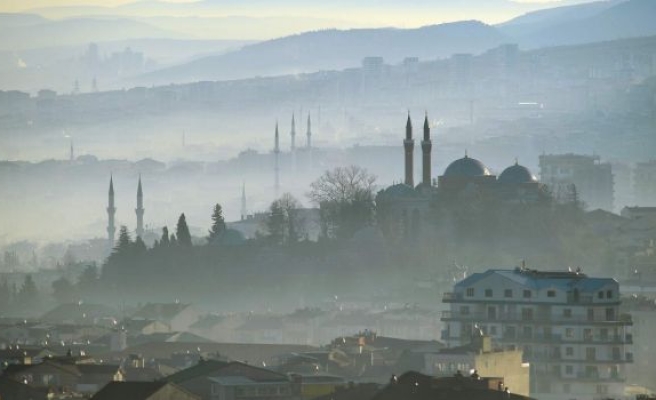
[135,175,144,238]
[306,113,312,149]
[404,113,415,187]
[421,112,432,187]
[306,113,313,169]
[290,113,296,152]
[241,182,247,221]
[107,176,116,249]
[290,113,297,174]
[69,138,74,162]
[274,122,280,198]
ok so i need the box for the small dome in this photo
[498,163,537,184]
[443,155,490,178]
[379,183,418,198]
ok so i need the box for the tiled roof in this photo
[455,269,616,292]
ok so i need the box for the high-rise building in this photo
[441,268,633,400]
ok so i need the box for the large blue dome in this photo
[499,163,537,184]
[443,155,490,178]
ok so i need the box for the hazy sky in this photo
[1,0,598,27]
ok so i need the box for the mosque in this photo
[375,114,550,238]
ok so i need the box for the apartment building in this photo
[441,268,632,400]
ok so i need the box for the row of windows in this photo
[467,288,614,300]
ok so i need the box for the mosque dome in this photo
[443,155,490,178]
[498,162,538,184]
[379,183,418,198]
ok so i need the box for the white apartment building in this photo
[441,268,633,400]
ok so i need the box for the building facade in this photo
[539,154,614,211]
[441,268,633,400]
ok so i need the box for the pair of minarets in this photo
[107,175,144,249]
[404,113,432,188]
[273,113,312,197]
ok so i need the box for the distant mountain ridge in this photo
[499,0,656,48]
[139,20,509,86]
[0,15,185,51]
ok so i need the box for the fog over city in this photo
[0,1,655,400]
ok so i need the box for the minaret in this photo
[69,138,74,162]
[306,113,313,169]
[290,113,296,152]
[135,175,144,238]
[274,122,280,198]
[107,176,116,249]
[241,182,247,221]
[306,113,312,149]
[421,112,432,187]
[290,113,297,174]
[404,113,415,187]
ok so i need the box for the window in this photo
[466,288,474,297]
[598,291,604,299]
[607,290,613,299]
[600,328,608,340]
[563,383,570,394]
[461,306,470,315]
[565,328,573,338]
[612,347,621,360]
[547,290,556,298]
[565,347,573,356]
[563,308,572,318]
[521,308,534,321]
[504,289,513,298]
[522,326,533,339]
[605,308,615,321]
[586,347,596,361]
[490,326,497,335]
[587,308,595,321]
[485,289,493,298]
[565,365,573,375]
[583,328,592,341]
[597,385,608,395]
[523,290,532,299]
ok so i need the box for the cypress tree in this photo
[176,213,192,246]
[208,204,227,243]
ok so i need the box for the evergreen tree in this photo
[134,236,147,253]
[160,226,170,247]
[52,277,75,304]
[208,204,227,243]
[18,274,39,305]
[169,233,177,246]
[115,226,132,254]
[176,213,192,246]
[0,279,9,311]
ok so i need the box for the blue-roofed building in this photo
[441,267,632,400]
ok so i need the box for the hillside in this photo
[511,0,656,48]
[139,20,509,86]
[0,14,186,51]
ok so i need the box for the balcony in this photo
[442,292,461,302]
[440,310,633,326]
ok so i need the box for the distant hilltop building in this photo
[376,114,550,239]
[539,153,614,211]
[634,160,656,207]
[441,267,633,400]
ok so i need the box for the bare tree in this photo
[308,165,377,239]
[265,193,305,245]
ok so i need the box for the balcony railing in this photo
[441,310,632,325]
